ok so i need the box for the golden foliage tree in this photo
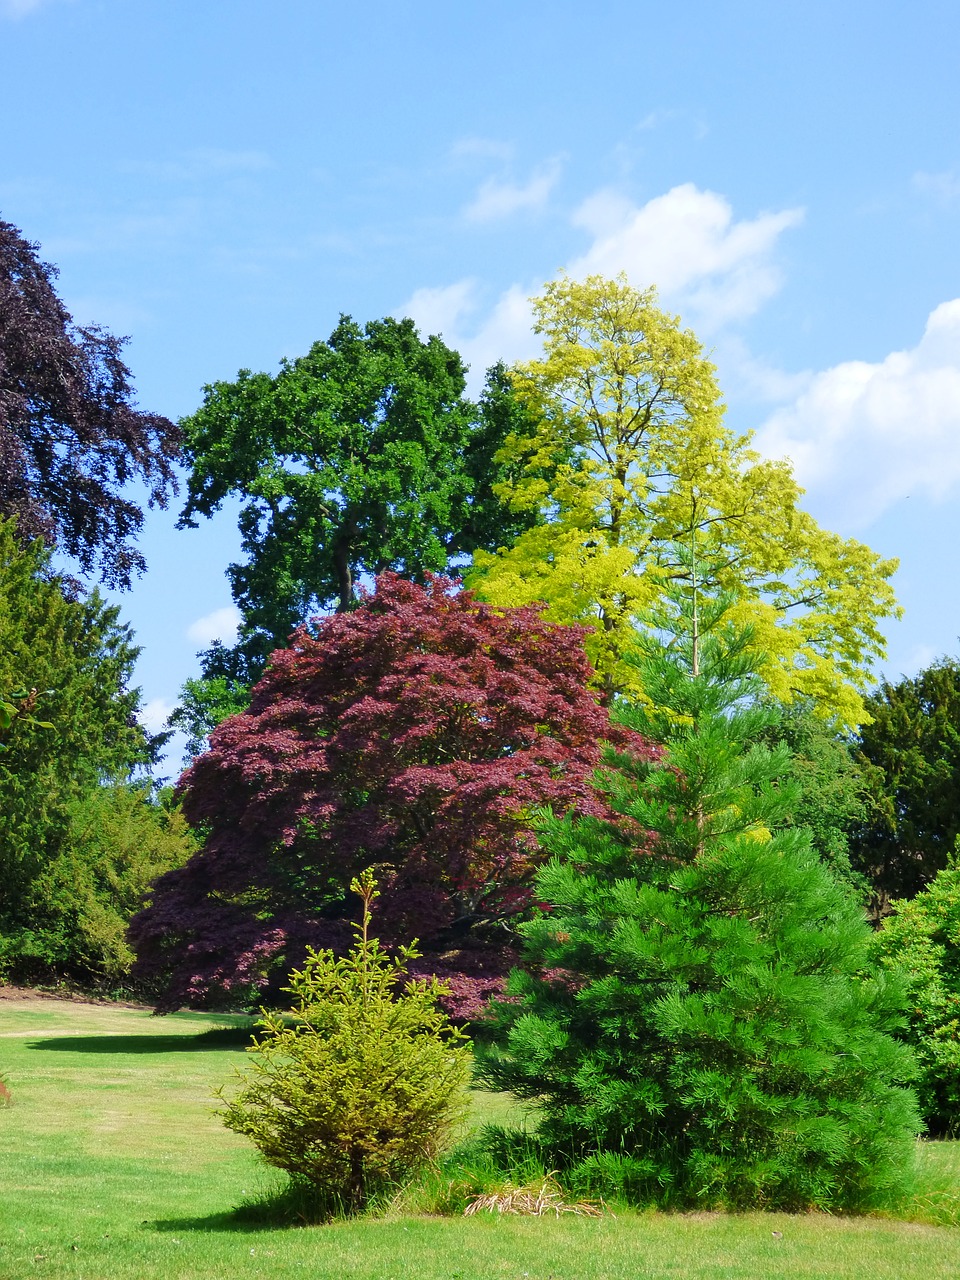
[467,274,898,725]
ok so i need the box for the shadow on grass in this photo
[148,1211,274,1235]
[150,1180,346,1232]
[27,1025,258,1054]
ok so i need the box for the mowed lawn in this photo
[3,996,960,1280]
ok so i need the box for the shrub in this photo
[874,847,960,1134]
[218,871,470,1215]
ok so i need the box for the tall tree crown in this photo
[0,218,180,587]
[469,273,899,725]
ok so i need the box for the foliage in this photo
[178,317,541,692]
[476,570,920,1213]
[873,849,960,1135]
[12,782,198,983]
[0,218,180,588]
[852,657,960,908]
[130,573,652,1014]
[755,701,873,900]
[468,274,899,725]
[167,671,252,760]
[0,519,156,982]
[0,685,54,745]
[218,871,471,1215]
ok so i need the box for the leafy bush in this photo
[874,849,960,1134]
[219,871,471,1215]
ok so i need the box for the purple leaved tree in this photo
[130,574,656,1014]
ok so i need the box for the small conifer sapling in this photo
[219,870,470,1214]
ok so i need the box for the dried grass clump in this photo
[464,1174,604,1218]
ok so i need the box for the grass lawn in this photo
[2,994,960,1279]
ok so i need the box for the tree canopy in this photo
[0,520,166,981]
[468,274,899,725]
[0,218,180,588]
[178,317,541,687]
[851,657,960,908]
[130,574,653,1014]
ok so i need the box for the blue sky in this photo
[3,0,960,772]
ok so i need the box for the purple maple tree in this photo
[130,574,655,1014]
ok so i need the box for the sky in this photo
[3,0,960,774]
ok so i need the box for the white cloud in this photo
[463,158,563,223]
[450,137,514,163]
[186,605,242,648]
[913,169,960,204]
[569,183,804,328]
[139,698,176,735]
[402,279,478,340]
[1,0,57,16]
[755,300,960,526]
[401,183,802,389]
[400,280,538,390]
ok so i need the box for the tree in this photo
[468,274,898,726]
[129,574,654,1014]
[851,658,960,909]
[21,783,197,984]
[0,218,180,588]
[874,849,960,1135]
[756,701,873,901]
[178,320,542,689]
[0,520,156,981]
[219,871,470,1216]
[476,576,919,1212]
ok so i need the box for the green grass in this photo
[3,995,960,1279]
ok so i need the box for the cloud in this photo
[450,137,515,163]
[401,279,538,388]
[913,169,960,205]
[186,605,242,648]
[138,698,176,735]
[755,299,960,526]
[463,158,563,223]
[1,0,60,16]
[400,183,802,388]
[402,279,478,340]
[569,183,803,328]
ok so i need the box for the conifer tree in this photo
[219,871,470,1215]
[477,556,920,1212]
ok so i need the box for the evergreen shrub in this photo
[219,871,470,1215]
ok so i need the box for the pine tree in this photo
[476,558,920,1212]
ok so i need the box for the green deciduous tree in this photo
[178,319,540,692]
[0,519,165,982]
[468,275,898,726]
[852,657,960,909]
[476,571,919,1212]
[219,872,470,1215]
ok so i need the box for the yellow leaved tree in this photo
[467,274,898,727]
